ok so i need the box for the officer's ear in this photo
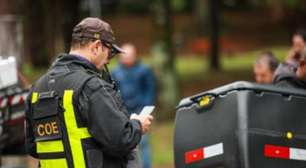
[91,40,102,55]
[97,40,106,53]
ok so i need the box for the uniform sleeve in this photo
[79,78,142,158]
[25,91,38,158]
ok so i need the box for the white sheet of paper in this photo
[140,106,155,116]
[0,57,17,89]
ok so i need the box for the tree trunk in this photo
[0,0,23,65]
[23,0,74,67]
[23,0,49,67]
[209,0,221,71]
[152,0,179,119]
[61,0,81,52]
[194,0,209,37]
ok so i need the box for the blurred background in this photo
[0,0,306,167]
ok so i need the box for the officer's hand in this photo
[130,114,153,134]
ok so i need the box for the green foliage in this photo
[119,0,151,13]
[171,0,186,12]
[21,63,47,82]
[285,0,302,9]
[117,0,193,14]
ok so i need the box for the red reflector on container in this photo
[264,144,306,161]
[185,148,204,164]
[185,143,224,164]
[264,144,289,159]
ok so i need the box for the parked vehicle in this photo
[0,57,28,155]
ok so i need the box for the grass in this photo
[150,122,174,167]
[222,47,288,70]
[112,46,289,82]
[23,46,289,83]
[176,46,289,81]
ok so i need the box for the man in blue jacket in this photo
[112,43,156,168]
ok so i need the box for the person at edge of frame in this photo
[254,51,279,84]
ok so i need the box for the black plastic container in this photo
[174,81,306,168]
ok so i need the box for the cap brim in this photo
[112,44,125,54]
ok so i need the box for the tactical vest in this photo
[30,65,102,168]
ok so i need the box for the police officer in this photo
[25,17,153,168]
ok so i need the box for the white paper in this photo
[0,56,18,89]
[140,106,155,116]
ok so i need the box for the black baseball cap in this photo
[72,17,124,55]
